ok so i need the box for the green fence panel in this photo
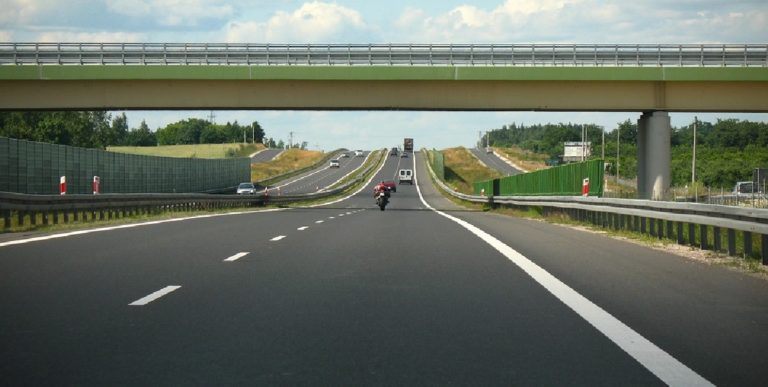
[476,159,604,197]
[0,137,250,194]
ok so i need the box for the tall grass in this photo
[251,149,325,182]
[443,147,502,194]
[107,143,264,158]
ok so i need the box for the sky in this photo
[2,0,768,150]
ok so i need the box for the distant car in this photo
[382,180,397,193]
[354,150,364,157]
[486,147,493,154]
[236,182,256,195]
[398,169,413,184]
[329,159,340,168]
[400,152,408,158]
[340,152,349,158]
[390,147,398,156]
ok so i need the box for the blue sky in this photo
[2,0,767,150]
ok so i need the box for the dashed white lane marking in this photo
[315,220,324,224]
[412,155,712,387]
[270,235,286,241]
[297,226,309,231]
[129,286,181,306]
[338,214,345,217]
[346,212,353,215]
[328,216,335,219]
[223,252,249,262]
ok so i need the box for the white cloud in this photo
[225,1,367,43]
[36,31,145,43]
[106,0,234,26]
[0,0,57,24]
[391,0,768,43]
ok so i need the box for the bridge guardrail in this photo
[2,43,766,67]
[423,150,768,264]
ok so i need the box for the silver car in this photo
[236,182,256,194]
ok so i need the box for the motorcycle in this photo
[375,191,389,211]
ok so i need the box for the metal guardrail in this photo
[1,43,766,67]
[424,150,768,264]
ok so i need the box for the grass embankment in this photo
[251,149,325,182]
[443,147,502,194]
[492,146,548,172]
[107,143,264,158]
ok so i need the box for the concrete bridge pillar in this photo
[637,111,671,200]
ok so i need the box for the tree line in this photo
[483,119,768,188]
[0,111,272,148]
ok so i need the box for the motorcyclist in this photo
[373,181,391,199]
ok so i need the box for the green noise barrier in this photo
[474,159,604,197]
[0,137,250,194]
[428,149,445,181]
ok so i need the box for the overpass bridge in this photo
[1,43,767,199]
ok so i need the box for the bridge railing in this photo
[1,43,766,67]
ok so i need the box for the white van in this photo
[398,169,413,185]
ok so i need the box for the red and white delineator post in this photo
[92,176,100,195]
[59,176,67,195]
[582,177,590,197]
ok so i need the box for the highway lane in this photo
[267,151,369,195]
[469,147,522,176]
[250,148,283,163]
[1,152,766,385]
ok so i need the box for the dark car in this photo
[390,147,398,156]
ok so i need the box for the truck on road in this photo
[403,138,413,152]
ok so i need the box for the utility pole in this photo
[486,131,490,149]
[692,116,698,201]
[251,125,255,144]
[208,111,216,125]
[289,131,294,148]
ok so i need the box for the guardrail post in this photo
[18,211,25,229]
[640,217,646,234]
[713,227,721,252]
[666,220,674,240]
[744,231,753,257]
[677,222,684,244]
[700,225,708,250]
[649,217,656,237]
[728,229,737,256]
[762,234,768,265]
[688,223,696,247]
[657,219,664,239]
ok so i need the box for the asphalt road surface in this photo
[1,152,767,386]
[469,147,522,176]
[250,149,283,163]
[266,151,369,195]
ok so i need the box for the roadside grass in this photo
[251,149,326,182]
[107,143,265,158]
[493,146,549,171]
[443,147,502,195]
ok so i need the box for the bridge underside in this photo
[1,79,767,112]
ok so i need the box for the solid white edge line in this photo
[223,252,249,262]
[412,153,712,387]
[270,235,286,241]
[128,285,181,306]
[0,208,288,248]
